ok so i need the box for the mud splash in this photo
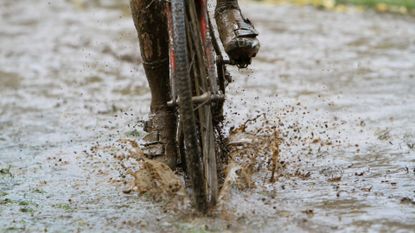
[219,116,282,202]
[111,116,282,213]
[123,148,183,197]
[1,0,415,232]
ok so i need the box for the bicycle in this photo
[163,0,239,213]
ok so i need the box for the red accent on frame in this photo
[198,0,208,43]
[166,3,176,71]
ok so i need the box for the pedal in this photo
[224,58,252,68]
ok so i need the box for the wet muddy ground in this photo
[1,0,415,232]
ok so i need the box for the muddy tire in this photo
[170,0,208,212]
[170,0,221,212]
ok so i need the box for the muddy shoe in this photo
[141,131,164,158]
[141,110,177,169]
[215,6,260,67]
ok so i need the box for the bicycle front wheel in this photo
[170,0,219,212]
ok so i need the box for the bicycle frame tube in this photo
[168,0,221,101]
[197,0,208,42]
[166,3,177,103]
[198,0,220,96]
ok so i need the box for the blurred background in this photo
[1,0,414,232]
[258,0,415,14]
[66,0,415,14]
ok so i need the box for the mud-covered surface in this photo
[1,0,415,232]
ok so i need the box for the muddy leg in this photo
[216,0,240,11]
[130,0,177,168]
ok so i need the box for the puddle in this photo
[1,0,415,232]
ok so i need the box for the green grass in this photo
[337,0,415,9]
[53,203,73,211]
[126,129,141,137]
[0,165,12,176]
[258,0,415,14]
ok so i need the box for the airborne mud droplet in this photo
[2,0,415,232]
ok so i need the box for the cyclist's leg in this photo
[215,0,260,64]
[130,0,177,168]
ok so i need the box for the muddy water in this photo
[1,0,415,232]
